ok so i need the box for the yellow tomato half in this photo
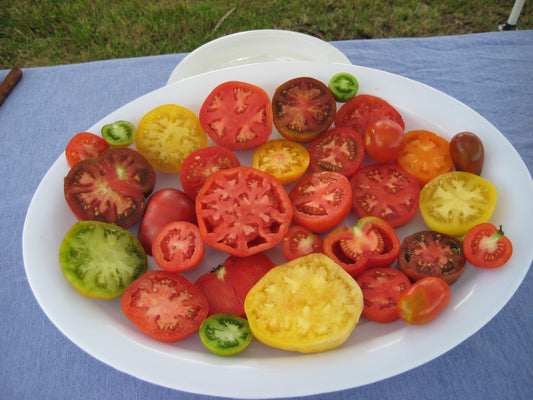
[136,104,207,173]
[419,171,497,237]
[244,253,363,353]
[252,139,310,184]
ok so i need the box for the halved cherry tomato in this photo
[199,314,253,356]
[307,127,365,178]
[180,146,241,201]
[397,130,454,187]
[65,131,110,167]
[364,119,406,163]
[282,225,324,261]
[195,253,275,317]
[121,270,209,342]
[463,223,513,269]
[289,171,352,233]
[449,131,485,175]
[272,77,336,142]
[199,81,273,150]
[152,221,205,273]
[350,163,420,228]
[419,171,498,237]
[398,230,466,285]
[334,94,405,136]
[328,72,359,102]
[195,166,293,257]
[356,267,411,323]
[397,277,451,325]
[136,104,207,173]
[323,216,401,277]
[252,139,310,184]
[101,120,136,147]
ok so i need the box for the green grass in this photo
[1,0,531,69]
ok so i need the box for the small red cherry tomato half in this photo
[364,119,406,163]
[199,81,273,150]
[282,225,324,261]
[121,270,209,342]
[289,171,352,234]
[356,267,411,323]
[272,77,336,142]
[334,94,405,136]
[449,131,485,175]
[323,216,401,277]
[463,223,513,269]
[350,163,420,228]
[307,127,365,178]
[397,277,451,325]
[195,253,275,317]
[398,230,466,285]
[152,221,204,273]
[65,131,110,167]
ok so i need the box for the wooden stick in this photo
[0,67,23,106]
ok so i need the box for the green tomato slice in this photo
[59,221,147,299]
[101,120,136,147]
[329,72,359,102]
[199,314,253,356]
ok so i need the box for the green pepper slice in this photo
[199,314,253,356]
[101,120,136,147]
[328,72,359,102]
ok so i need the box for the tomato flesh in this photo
[463,223,513,269]
[282,225,324,261]
[397,277,451,325]
[199,314,253,356]
[65,131,110,167]
[101,120,136,147]
[252,139,310,184]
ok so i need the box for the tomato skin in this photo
[364,119,406,163]
[65,131,110,167]
[463,223,513,269]
[323,216,401,278]
[356,267,411,323]
[252,139,310,184]
[121,270,209,342]
[397,277,451,325]
[449,131,485,175]
[282,225,324,261]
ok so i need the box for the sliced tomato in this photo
[356,267,411,323]
[397,277,451,325]
[121,270,209,342]
[398,230,466,285]
[289,171,352,234]
[180,146,241,201]
[195,166,293,257]
[397,129,454,187]
[323,216,401,277]
[65,131,110,167]
[199,81,273,150]
[350,163,420,228]
[252,139,310,184]
[199,314,253,356]
[334,94,405,136]
[307,127,365,178]
[282,225,324,261]
[272,77,336,142]
[463,223,513,269]
[364,119,406,163]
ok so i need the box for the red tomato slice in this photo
[307,127,365,177]
[272,77,337,142]
[398,230,467,285]
[180,146,241,200]
[199,81,273,150]
[195,166,293,257]
[121,270,209,342]
[334,94,405,136]
[356,267,411,323]
[152,221,205,273]
[282,225,324,261]
[463,223,513,269]
[364,119,406,163]
[289,171,352,234]
[65,131,110,167]
[350,163,420,228]
[397,277,451,325]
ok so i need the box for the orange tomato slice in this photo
[252,139,310,184]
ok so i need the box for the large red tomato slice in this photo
[199,81,273,150]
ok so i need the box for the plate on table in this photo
[166,29,351,84]
[23,61,533,398]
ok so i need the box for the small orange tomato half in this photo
[397,277,451,325]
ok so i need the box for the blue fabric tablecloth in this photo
[1,30,532,400]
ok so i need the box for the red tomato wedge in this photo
[195,166,293,257]
[199,81,273,150]
[350,163,420,228]
[282,225,324,261]
[463,223,513,269]
[334,94,405,136]
[289,171,352,234]
[121,270,209,342]
[65,131,110,167]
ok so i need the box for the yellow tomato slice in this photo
[136,104,207,173]
[419,171,497,236]
[244,253,363,353]
[252,139,310,184]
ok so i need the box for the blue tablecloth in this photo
[1,30,532,399]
